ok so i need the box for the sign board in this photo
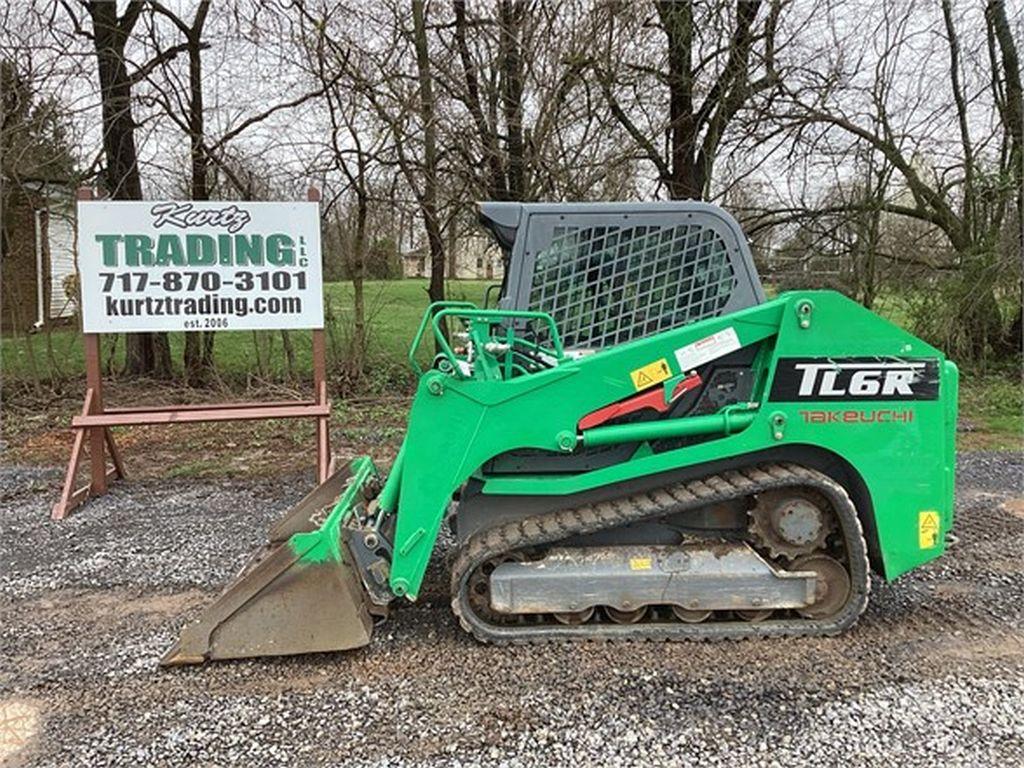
[78,201,323,332]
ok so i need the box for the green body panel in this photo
[295,291,958,601]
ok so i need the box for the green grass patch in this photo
[958,373,1024,451]
[0,279,491,389]
[3,279,1020,452]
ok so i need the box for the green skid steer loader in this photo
[162,202,958,665]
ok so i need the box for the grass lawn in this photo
[958,373,1024,451]
[0,280,958,386]
[2,278,1019,452]
[0,279,492,388]
[329,279,489,377]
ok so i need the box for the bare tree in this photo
[450,0,506,201]
[302,11,390,381]
[436,0,632,274]
[774,0,1022,361]
[145,0,213,384]
[594,0,785,200]
[60,1,192,377]
[140,2,337,383]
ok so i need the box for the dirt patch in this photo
[1002,498,1024,519]
[1,383,409,481]
[939,634,1024,664]
[0,699,40,768]
[26,588,208,621]
[931,580,977,598]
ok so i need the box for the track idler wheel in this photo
[554,607,595,625]
[470,553,528,623]
[672,606,712,623]
[792,554,851,619]
[735,609,773,622]
[605,605,647,624]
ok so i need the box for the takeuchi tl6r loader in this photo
[162,202,958,665]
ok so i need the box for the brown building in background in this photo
[1,179,77,333]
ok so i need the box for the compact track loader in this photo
[162,202,958,665]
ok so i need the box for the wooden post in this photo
[84,332,107,494]
[308,186,333,483]
[80,187,107,494]
[53,187,126,519]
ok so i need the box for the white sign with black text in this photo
[77,200,323,333]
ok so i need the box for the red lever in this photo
[578,373,703,430]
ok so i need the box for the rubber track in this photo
[450,462,870,644]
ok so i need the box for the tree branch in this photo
[210,79,338,151]
[595,66,672,181]
[129,42,195,86]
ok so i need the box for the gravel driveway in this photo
[1,452,1022,767]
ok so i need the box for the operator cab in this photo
[477,201,765,352]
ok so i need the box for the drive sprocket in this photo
[748,488,833,560]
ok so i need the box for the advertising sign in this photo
[78,200,323,332]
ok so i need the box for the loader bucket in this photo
[160,459,383,666]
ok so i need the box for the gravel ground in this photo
[1,452,1022,767]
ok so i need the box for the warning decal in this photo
[918,510,940,549]
[674,327,741,372]
[629,358,672,391]
[629,557,653,571]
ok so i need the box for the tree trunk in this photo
[88,2,172,378]
[446,222,458,279]
[657,1,703,200]
[89,4,142,202]
[499,0,526,199]
[986,0,1023,356]
[281,330,295,379]
[181,2,214,386]
[351,191,368,380]
[412,0,446,313]
[654,0,763,200]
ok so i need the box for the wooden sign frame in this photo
[52,187,333,519]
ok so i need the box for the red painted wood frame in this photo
[52,188,333,520]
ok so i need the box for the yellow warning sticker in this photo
[629,358,672,391]
[918,510,940,549]
[629,557,653,571]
